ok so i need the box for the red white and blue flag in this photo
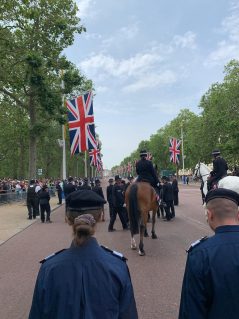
[66,92,97,155]
[89,148,100,167]
[169,138,181,164]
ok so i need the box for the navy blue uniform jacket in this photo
[179,225,239,319]
[136,159,159,187]
[29,238,138,319]
[211,157,228,180]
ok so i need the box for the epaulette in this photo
[186,236,208,253]
[101,245,127,262]
[39,249,66,264]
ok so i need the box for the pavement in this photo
[0,195,62,245]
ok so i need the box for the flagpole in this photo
[61,72,66,180]
[181,125,185,177]
[84,151,87,178]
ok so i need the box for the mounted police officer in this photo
[136,150,159,191]
[208,149,228,190]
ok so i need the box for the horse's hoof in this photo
[152,234,157,239]
[138,250,145,256]
[144,232,149,238]
[131,244,137,250]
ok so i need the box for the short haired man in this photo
[178,187,239,319]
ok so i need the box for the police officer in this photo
[179,187,239,319]
[106,178,114,220]
[208,149,228,190]
[161,176,175,221]
[91,179,105,221]
[136,150,159,190]
[108,175,128,232]
[28,189,138,319]
[26,179,38,220]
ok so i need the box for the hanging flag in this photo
[127,162,132,173]
[169,138,181,164]
[66,92,97,155]
[89,148,100,167]
[146,152,152,161]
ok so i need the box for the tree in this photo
[0,0,86,178]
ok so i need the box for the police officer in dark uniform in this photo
[91,179,105,221]
[107,178,114,221]
[161,176,175,221]
[136,150,159,189]
[179,187,239,319]
[63,176,76,198]
[208,149,228,190]
[28,189,138,319]
[26,179,37,220]
[108,175,128,232]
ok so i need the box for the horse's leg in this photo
[151,208,157,239]
[139,218,146,256]
[130,232,137,250]
[144,223,149,237]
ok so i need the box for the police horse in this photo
[193,162,239,198]
[125,182,158,256]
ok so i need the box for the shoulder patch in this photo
[39,249,66,264]
[101,245,127,262]
[186,236,208,253]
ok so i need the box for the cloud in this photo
[80,52,163,78]
[205,3,239,66]
[123,70,177,92]
[76,0,96,19]
[172,31,197,49]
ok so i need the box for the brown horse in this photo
[125,182,158,256]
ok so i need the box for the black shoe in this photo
[28,217,32,220]
[46,219,52,223]
[41,220,45,223]
[108,228,116,232]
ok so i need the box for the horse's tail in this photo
[128,183,140,235]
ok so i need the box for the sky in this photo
[65,0,239,169]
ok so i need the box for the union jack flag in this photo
[66,92,97,155]
[169,138,181,164]
[146,152,152,161]
[89,148,100,167]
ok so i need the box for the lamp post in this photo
[61,71,66,180]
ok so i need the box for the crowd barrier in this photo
[0,186,56,206]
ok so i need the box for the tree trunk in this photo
[28,95,37,179]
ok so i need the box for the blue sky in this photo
[65,0,239,169]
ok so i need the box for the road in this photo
[0,182,212,319]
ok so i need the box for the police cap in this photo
[140,149,148,157]
[115,175,121,181]
[205,188,239,205]
[108,178,114,182]
[128,174,133,180]
[67,190,106,212]
[212,149,220,156]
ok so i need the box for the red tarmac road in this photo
[0,182,213,319]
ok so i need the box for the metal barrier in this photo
[0,187,56,206]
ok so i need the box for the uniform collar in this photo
[215,225,239,234]
[70,237,99,251]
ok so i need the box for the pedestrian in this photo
[26,179,38,220]
[108,175,128,232]
[178,187,239,319]
[107,178,114,221]
[91,179,105,221]
[55,179,63,205]
[172,175,179,205]
[28,189,138,319]
[63,176,76,212]
[161,176,175,221]
[38,185,51,223]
